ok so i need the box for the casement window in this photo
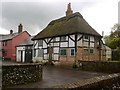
[70,48,75,56]
[61,36,66,41]
[84,35,89,39]
[90,48,94,54]
[60,48,66,56]
[3,41,7,46]
[38,40,43,47]
[83,48,89,55]
[5,41,7,46]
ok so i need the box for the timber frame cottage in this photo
[32,3,106,65]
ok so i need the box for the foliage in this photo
[104,23,120,61]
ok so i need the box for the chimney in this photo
[10,30,13,34]
[18,24,23,33]
[66,3,73,16]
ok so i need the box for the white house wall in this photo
[43,40,47,48]
[69,38,74,47]
[54,47,59,53]
[90,42,94,47]
[53,54,59,60]
[60,42,68,47]
[22,51,25,62]
[44,54,48,59]
[54,42,59,46]
[90,36,94,41]
[77,39,82,47]
[83,41,88,47]
[70,35,75,41]
[16,46,25,62]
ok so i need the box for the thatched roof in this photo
[32,12,101,40]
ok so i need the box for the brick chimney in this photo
[10,30,13,34]
[18,24,23,33]
[66,3,73,16]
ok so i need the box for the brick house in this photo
[16,36,34,63]
[0,24,31,61]
[32,3,106,65]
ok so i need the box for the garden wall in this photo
[53,73,120,89]
[79,61,120,73]
[2,63,42,87]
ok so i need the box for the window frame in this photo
[61,36,66,41]
[89,48,94,54]
[60,48,66,56]
[70,48,75,56]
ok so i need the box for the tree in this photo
[104,23,120,61]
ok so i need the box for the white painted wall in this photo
[54,43,59,46]
[77,39,82,46]
[90,42,94,47]
[43,40,47,48]
[60,42,68,47]
[16,46,25,62]
[54,47,59,53]
[83,41,88,47]
[53,54,59,60]
[70,35,75,41]
[69,39,74,47]
[90,36,94,41]
[105,46,111,60]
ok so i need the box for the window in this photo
[38,40,43,46]
[90,48,94,54]
[5,41,7,46]
[83,49,88,55]
[53,38,56,42]
[84,35,89,40]
[34,49,36,57]
[61,36,66,41]
[3,41,7,46]
[70,48,75,56]
[60,48,66,55]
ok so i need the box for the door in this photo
[48,47,53,62]
[21,51,23,62]
[25,46,32,62]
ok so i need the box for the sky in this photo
[0,0,119,36]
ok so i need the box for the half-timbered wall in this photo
[33,34,105,62]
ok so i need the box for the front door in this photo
[25,46,32,62]
[21,51,23,62]
[48,47,53,62]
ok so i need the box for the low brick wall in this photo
[79,61,120,73]
[2,63,42,87]
[53,73,120,89]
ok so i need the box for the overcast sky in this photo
[0,0,119,36]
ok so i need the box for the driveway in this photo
[6,65,107,88]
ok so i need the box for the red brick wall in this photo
[2,31,30,61]
[12,32,30,61]
[59,47,104,64]
[2,40,12,59]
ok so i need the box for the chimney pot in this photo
[18,23,23,33]
[66,3,73,16]
[10,30,13,34]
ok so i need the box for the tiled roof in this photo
[0,33,18,41]
[18,36,34,46]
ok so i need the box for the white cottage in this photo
[32,3,106,65]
